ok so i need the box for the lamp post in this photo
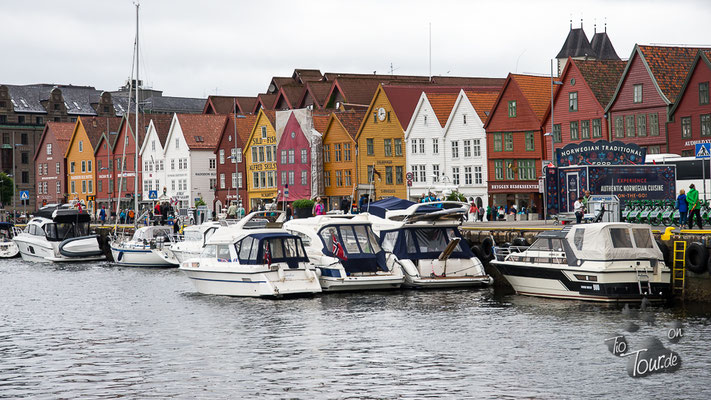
[545,60,564,223]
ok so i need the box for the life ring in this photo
[480,237,494,260]
[655,240,670,266]
[685,242,708,274]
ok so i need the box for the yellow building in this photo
[355,85,411,200]
[322,110,365,208]
[65,116,121,211]
[243,109,277,210]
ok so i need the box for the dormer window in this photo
[261,126,267,139]
[633,84,643,103]
[78,140,83,152]
[175,138,179,149]
[463,114,467,124]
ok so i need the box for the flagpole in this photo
[367,163,375,213]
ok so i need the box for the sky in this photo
[1,0,709,99]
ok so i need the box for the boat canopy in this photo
[317,223,388,274]
[133,226,173,241]
[541,223,663,261]
[364,197,439,219]
[233,232,309,268]
[379,226,473,260]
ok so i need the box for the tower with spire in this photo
[555,18,620,76]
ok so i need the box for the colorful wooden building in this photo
[33,122,75,206]
[668,50,711,156]
[138,115,174,205]
[243,109,277,210]
[322,110,365,209]
[213,113,256,212]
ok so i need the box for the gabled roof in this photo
[590,31,620,61]
[81,116,122,148]
[34,122,75,161]
[204,95,257,114]
[223,113,259,148]
[484,74,552,129]
[329,110,366,142]
[253,93,277,112]
[574,58,626,108]
[243,109,277,154]
[274,84,305,110]
[312,113,330,134]
[292,69,323,83]
[462,90,499,124]
[426,92,460,127]
[670,50,711,117]
[556,27,595,59]
[382,85,467,131]
[269,77,295,93]
[298,81,333,109]
[175,114,228,150]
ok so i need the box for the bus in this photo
[646,154,711,200]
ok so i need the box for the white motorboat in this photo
[366,198,492,288]
[0,222,20,258]
[110,225,177,267]
[490,223,672,302]
[179,228,321,297]
[12,206,105,263]
[284,215,404,291]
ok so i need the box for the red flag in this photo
[332,235,347,260]
[77,202,83,213]
[263,242,272,266]
[653,159,657,165]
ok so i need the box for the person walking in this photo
[478,205,485,222]
[99,205,106,225]
[676,189,688,227]
[468,201,477,222]
[687,184,702,229]
[574,196,585,224]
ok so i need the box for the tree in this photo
[194,198,206,207]
[0,173,13,207]
[446,191,467,202]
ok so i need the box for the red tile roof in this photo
[333,110,367,140]
[382,85,468,130]
[463,90,500,124]
[638,45,707,102]
[176,114,228,150]
[312,113,330,134]
[426,92,459,127]
[227,113,258,146]
[509,74,552,123]
[150,114,175,147]
[34,121,75,161]
[573,59,626,107]
[80,116,123,148]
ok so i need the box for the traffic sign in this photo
[696,143,710,159]
[406,172,414,181]
[284,187,289,197]
[148,190,158,200]
[407,179,413,187]
[19,190,29,200]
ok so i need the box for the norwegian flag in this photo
[263,242,272,266]
[332,235,347,261]
[77,202,83,213]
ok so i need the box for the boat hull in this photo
[111,246,177,268]
[180,265,322,297]
[399,258,492,289]
[317,269,404,291]
[491,261,672,302]
[14,235,105,263]
[0,241,20,258]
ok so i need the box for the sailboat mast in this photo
[134,2,140,223]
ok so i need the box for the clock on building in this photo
[377,107,386,121]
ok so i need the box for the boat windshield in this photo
[44,222,90,241]
[134,227,172,241]
[380,226,473,260]
[234,234,308,266]
[318,224,382,256]
[184,231,202,241]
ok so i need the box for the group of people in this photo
[226,202,246,219]
[676,184,702,229]
[573,191,593,224]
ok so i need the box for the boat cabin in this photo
[317,223,389,274]
[379,226,472,261]
[203,232,309,269]
[132,226,173,242]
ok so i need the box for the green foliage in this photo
[292,199,315,209]
[0,173,13,206]
[194,198,206,207]
[446,191,467,202]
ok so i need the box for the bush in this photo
[194,198,206,207]
[292,199,315,209]
[446,191,467,202]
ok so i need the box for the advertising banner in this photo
[556,140,646,167]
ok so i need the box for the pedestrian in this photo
[687,184,702,229]
[468,201,477,222]
[676,189,688,227]
[128,209,135,223]
[582,190,592,213]
[574,196,585,224]
[340,197,350,214]
[286,203,293,220]
[99,205,106,225]
[478,205,485,222]
[498,206,505,221]
[314,197,326,216]
[119,209,126,224]
[227,202,237,219]
[237,203,246,219]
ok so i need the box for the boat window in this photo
[287,229,311,246]
[550,239,564,252]
[632,228,653,248]
[264,239,285,259]
[406,230,418,253]
[201,245,217,258]
[381,231,399,252]
[444,228,464,252]
[216,245,231,261]
[184,231,202,241]
[610,228,633,248]
[366,226,383,253]
[339,226,361,253]
[574,228,584,250]
[528,239,550,251]
[412,228,449,253]
[283,237,305,258]
[319,226,338,252]
[238,236,255,261]
[353,225,376,253]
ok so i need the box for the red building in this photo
[213,113,257,212]
[605,45,703,154]
[668,50,711,156]
[484,73,551,211]
[543,57,625,159]
[33,122,75,206]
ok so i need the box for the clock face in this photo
[377,107,386,121]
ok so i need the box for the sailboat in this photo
[109,3,178,268]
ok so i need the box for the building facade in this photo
[668,50,711,156]
[33,122,75,206]
[322,110,364,209]
[244,110,277,210]
[213,113,256,212]
[138,116,174,205]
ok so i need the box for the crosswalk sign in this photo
[148,190,158,200]
[695,143,710,159]
[20,190,29,200]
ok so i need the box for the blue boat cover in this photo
[363,197,439,218]
[381,227,474,261]
[317,224,389,274]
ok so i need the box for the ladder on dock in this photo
[672,241,686,299]
[635,266,651,295]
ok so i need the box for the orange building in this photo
[243,109,277,210]
[322,110,365,210]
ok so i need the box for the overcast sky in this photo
[2,0,709,99]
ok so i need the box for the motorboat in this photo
[284,214,404,291]
[366,198,492,288]
[12,205,105,262]
[0,222,20,258]
[490,223,671,302]
[110,225,177,267]
[179,228,321,297]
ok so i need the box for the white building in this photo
[139,117,170,203]
[162,113,227,210]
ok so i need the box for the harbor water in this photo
[1,258,710,399]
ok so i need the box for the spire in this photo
[580,18,583,29]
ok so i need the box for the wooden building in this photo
[33,122,75,206]
[668,50,711,156]
[213,113,256,212]
[322,110,366,209]
[243,109,277,210]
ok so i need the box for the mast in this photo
[134,2,140,225]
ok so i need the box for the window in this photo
[411,139,417,154]
[47,143,52,155]
[324,171,330,187]
[78,140,83,152]
[508,100,516,117]
[581,120,590,139]
[234,148,241,163]
[88,180,93,194]
[395,166,403,185]
[525,132,535,151]
[410,165,420,183]
[88,160,92,172]
[281,171,287,185]
[626,115,635,137]
[345,170,353,186]
[452,167,460,185]
[494,160,503,180]
[474,166,482,184]
[333,144,341,162]
[269,171,276,188]
[592,119,602,138]
[261,126,267,139]
[288,171,294,186]
[493,133,502,151]
[432,164,440,182]
[464,166,472,185]
[71,181,75,194]
[238,172,243,188]
[288,149,295,164]
[570,121,579,140]
[281,150,287,164]
[615,117,624,138]
[423,115,428,125]
[383,139,392,157]
[21,152,28,164]
[81,161,86,173]
[702,114,711,137]
[258,147,265,163]
[681,117,692,138]
[553,124,561,143]
[323,145,330,163]
[505,160,515,180]
[504,133,513,151]
[463,114,467,124]
[260,171,266,188]
[610,228,633,248]
[251,147,258,163]
[219,149,225,164]
[700,82,710,105]
[473,139,481,157]
[82,180,87,193]
[633,228,653,248]
[633,84,643,103]
[56,162,60,174]
[451,141,459,158]
[36,117,43,125]
[301,170,307,185]
[265,146,273,162]
[38,164,43,176]
[301,149,308,164]
[345,143,352,160]
[252,172,259,188]
[334,170,342,186]
[463,140,471,157]
[70,161,75,174]
[56,181,61,194]
[175,138,179,149]
[220,173,225,189]
[649,113,659,136]
[418,139,425,154]
[366,138,374,155]
[432,138,439,154]
[637,114,647,137]
[518,160,536,180]
[151,140,156,151]
[569,91,578,111]
[385,166,393,184]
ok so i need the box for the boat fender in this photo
[117,251,123,262]
[480,237,494,260]
[655,240,670,266]
[685,242,708,274]
[401,261,419,278]
[471,244,485,263]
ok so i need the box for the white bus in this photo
[646,154,711,200]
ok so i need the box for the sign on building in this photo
[556,140,647,166]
